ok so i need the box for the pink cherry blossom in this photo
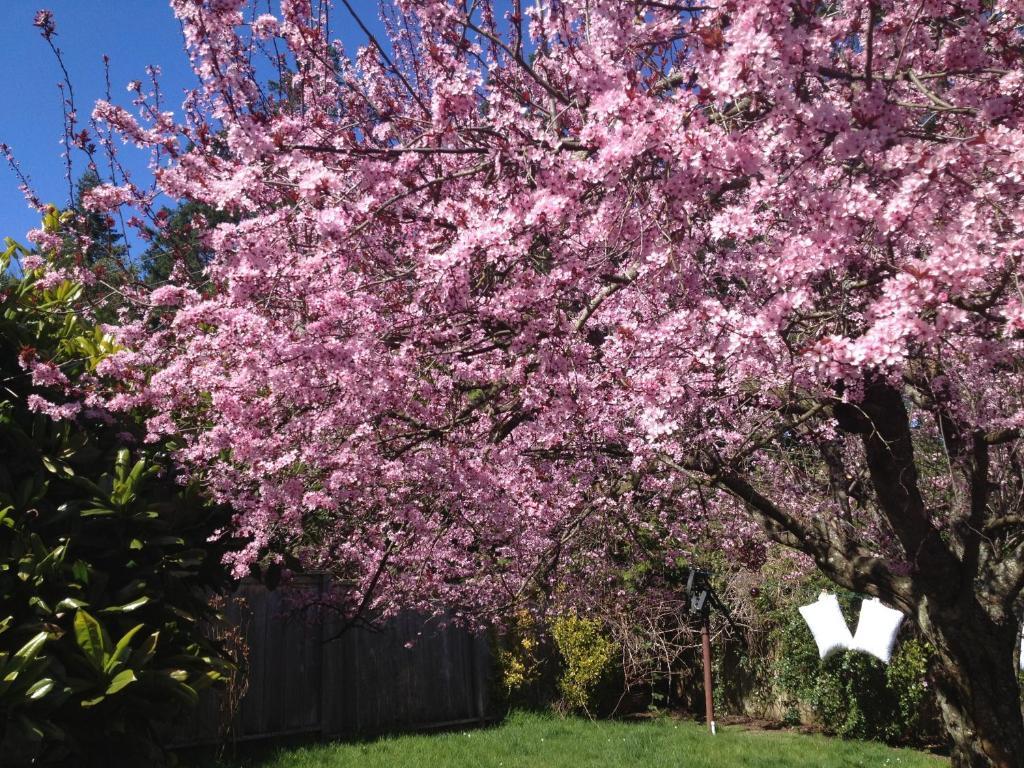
[86,4,1024,761]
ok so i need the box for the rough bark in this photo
[916,596,1024,768]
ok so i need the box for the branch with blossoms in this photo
[69,3,1024,760]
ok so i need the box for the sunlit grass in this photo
[211,710,947,768]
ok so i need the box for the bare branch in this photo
[573,267,638,332]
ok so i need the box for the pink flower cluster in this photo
[97,1,1024,622]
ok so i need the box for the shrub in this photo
[495,611,544,696]
[550,614,617,714]
[748,576,940,746]
[884,637,934,743]
[0,232,232,766]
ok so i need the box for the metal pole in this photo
[701,617,716,735]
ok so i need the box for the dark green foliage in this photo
[141,200,231,287]
[72,171,129,271]
[0,236,232,766]
[61,173,137,321]
[740,577,941,746]
[493,557,942,747]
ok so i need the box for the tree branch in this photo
[857,381,961,585]
[456,18,570,107]
[662,454,914,608]
[962,431,991,582]
[573,267,638,332]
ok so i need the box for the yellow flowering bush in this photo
[551,614,617,712]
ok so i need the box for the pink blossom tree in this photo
[91,1,1024,764]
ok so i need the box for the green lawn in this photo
[214,711,947,768]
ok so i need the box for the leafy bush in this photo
[494,611,544,696]
[492,561,942,746]
[748,577,941,745]
[0,232,232,766]
[885,637,934,742]
[550,614,617,714]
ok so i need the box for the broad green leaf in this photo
[168,606,197,623]
[28,596,52,614]
[114,449,130,480]
[126,459,148,488]
[80,507,116,518]
[0,631,48,694]
[35,541,68,571]
[192,668,225,690]
[105,669,137,695]
[107,624,145,672]
[73,610,109,669]
[13,631,48,663]
[26,677,54,700]
[131,631,159,668]
[148,535,184,547]
[28,533,49,561]
[100,596,150,614]
[55,597,88,612]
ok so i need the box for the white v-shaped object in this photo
[851,598,904,664]
[798,592,854,660]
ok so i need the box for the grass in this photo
[211,711,947,768]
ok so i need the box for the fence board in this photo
[282,580,321,731]
[171,577,491,747]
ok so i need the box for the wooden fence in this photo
[172,575,492,746]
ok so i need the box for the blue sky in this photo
[0,1,384,252]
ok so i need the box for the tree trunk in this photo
[712,380,1024,765]
[916,596,1024,768]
